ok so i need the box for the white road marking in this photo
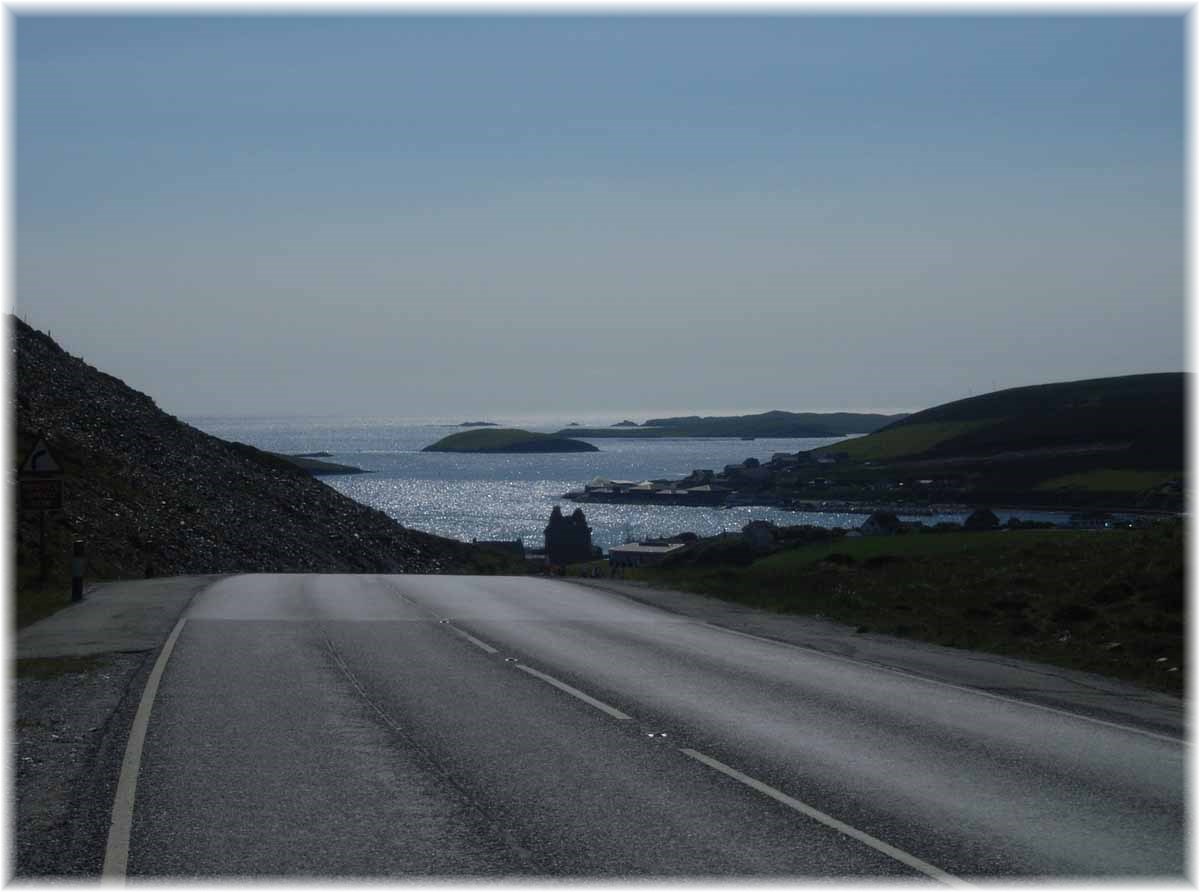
[515,664,632,720]
[382,580,445,621]
[680,748,971,887]
[697,622,1184,746]
[102,616,190,882]
[447,625,499,654]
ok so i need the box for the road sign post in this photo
[39,510,48,583]
[72,540,85,602]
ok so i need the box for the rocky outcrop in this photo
[13,318,510,579]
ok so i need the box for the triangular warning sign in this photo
[20,439,62,474]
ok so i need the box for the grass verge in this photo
[15,655,109,679]
[1034,469,1182,493]
[15,579,79,630]
[633,524,1184,694]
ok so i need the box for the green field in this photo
[633,525,1184,693]
[819,420,994,461]
[1034,469,1182,493]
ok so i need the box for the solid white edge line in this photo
[448,625,499,654]
[515,664,632,720]
[101,615,189,883]
[680,748,972,888]
[698,622,1184,746]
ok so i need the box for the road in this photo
[111,573,1185,879]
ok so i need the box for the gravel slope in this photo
[13,317,509,577]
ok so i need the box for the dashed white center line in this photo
[446,625,499,654]
[514,664,632,720]
[431,612,969,882]
[680,748,971,887]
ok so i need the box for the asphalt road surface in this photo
[116,574,1185,880]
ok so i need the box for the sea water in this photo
[187,415,1072,552]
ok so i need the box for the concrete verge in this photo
[17,575,224,659]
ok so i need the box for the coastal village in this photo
[484,423,1180,572]
[562,436,1183,518]
[560,447,1048,516]
[562,449,873,510]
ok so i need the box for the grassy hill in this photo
[422,429,599,453]
[810,374,1184,509]
[826,374,1183,465]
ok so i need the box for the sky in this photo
[13,13,1185,420]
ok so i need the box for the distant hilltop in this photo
[558,409,904,439]
[814,372,1184,469]
[423,429,599,454]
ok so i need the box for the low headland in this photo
[423,429,599,453]
[556,409,903,439]
[274,452,369,475]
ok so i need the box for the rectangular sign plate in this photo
[20,478,63,511]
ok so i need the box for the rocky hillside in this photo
[13,318,518,581]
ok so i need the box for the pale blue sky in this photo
[15,15,1184,418]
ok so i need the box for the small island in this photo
[459,421,499,427]
[423,428,599,454]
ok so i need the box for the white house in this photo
[608,542,687,568]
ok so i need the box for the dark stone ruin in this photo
[545,505,593,565]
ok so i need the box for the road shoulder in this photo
[13,575,223,876]
[567,577,1184,738]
